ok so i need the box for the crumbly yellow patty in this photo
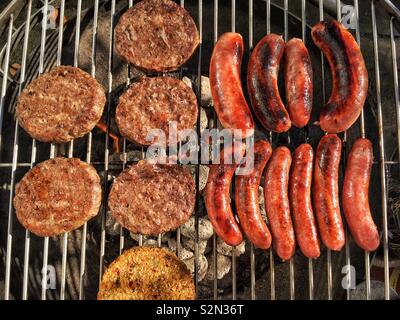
[98,247,195,300]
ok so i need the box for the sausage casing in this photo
[235,140,272,249]
[247,34,291,133]
[290,144,320,258]
[343,138,380,252]
[210,32,254,138]
[205,143,245,246]
[263,146,295,260]
[311,20,368,133]
[313,134,345,251]
[284,38,313,128]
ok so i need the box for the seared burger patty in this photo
[98,246,195,300]
[16,66,106,143]
[114,0,199,72]
[115,76,198,146]
[14,157,102,237]
[108,160,195,235]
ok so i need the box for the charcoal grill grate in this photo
[0,0,399,300]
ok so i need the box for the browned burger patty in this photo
[115,76,198,146]
[16,66,106,143]
[13,157,102,237]
[108,160,195,235]
[114,0,199,72]
[98,246,195,300]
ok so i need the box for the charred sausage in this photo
[284,38,313,128]
[210,32,254,138]
[289,144,320,258]
[313,134,345,251]
[343,138,380,251]
[247,34,291,133]
[205,143,245,246]
[311,20,368,133]
[235,140,272,249]
[263,146,295,260]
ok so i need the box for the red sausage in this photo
[313,134,345,251]
[247,34,291,133]
[235,140,272,249]
[205,143,245,246]
[343,138,380,251]
[263,146,295,260]
[209,32,254,138]
[284,38,313,128]
[311,20,368,133]
[289,144,320,259]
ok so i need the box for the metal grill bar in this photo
[333,0,353,302]
[173,0,185,265]
[317,0,333,301]
[0,0,397,301]
[265,0,276,301]
[2,13,14,301]
[79,0,99,300]
[284,0,295,301]
[20,6,37,293]
[175,0,184,270]
[231,0,235,32]
[38,0,51,301]
[20,2,38,292]
[349,0,372,300]
[371,0,390,301]
[41,137,55,300]
[194,0,203,299]
[248,0,256,301]
[229,0,236,301]
[0,17,12,152]
[212,0,218,300]
[60,0,83,300]
[58,0,68,300]
[98,0,116,285]
[118,0,133,257]
[300,0,315,301]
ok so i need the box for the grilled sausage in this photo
[289,144,320,258]
[343,138,380,251]
[235,140,272,249]
[247,34,291,133]
[313,134,345,251]
[205,143,245,246]
[284,38,313,128]
[263,146,295,260]
[311,20,368,133]
[210,32,254,138]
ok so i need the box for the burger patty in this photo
[16,66,106,143]
[115,76,198,146]
[114,0,199,72]
[98,246,195,300]
[14,157,102,237]
[108,160,195,235]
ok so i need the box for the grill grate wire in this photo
[0,0,398,300]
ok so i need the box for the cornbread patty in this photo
[114,0,199,72]
[108,160,195,235]
[115,76,198,146]
[13,157,102,237]
[16,66,106,143]
[98,247,195,300]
